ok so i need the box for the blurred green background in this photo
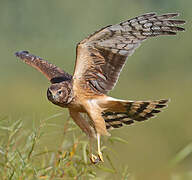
[0,0,191,179]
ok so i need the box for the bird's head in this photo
[47,81,73,107]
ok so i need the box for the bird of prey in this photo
[15,12,185,163]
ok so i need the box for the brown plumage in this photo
[101,99,169,129]
[15,12,185,163]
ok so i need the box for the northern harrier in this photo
[15,12,185,163]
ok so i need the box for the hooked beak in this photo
[52,94,59,100]
[47,89,59,101]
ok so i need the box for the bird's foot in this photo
[90,152,104,164]
[98,151,104,162]
[90,154,100,164]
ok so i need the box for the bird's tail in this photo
[100,98,169,129]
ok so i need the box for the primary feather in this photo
[74,13,185,94]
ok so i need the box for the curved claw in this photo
[90,154,100,164]
[98,152,104,162]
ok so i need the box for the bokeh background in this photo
[1,0,191,179]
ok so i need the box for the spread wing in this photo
[73,12,185,94]
[15,51,72,83]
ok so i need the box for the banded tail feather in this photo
[102,99,169,129]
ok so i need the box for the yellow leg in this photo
[97,133,104,162]
[89,137,99,164]
[89,135,104,164]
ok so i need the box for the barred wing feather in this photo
[73,13,185,94]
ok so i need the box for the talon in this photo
[90,154,100,164]
[98,152,104,162]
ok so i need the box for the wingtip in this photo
[159,99,170,104]
[177,27,185,31]
[15,50,29,57]
[170,12,180,16]
[145,12,157,16]
[164,12,179,17]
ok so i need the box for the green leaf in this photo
[0,126,11,131]
[96,165,116,173]
[109,136,129,144]
[9,120,23,140]
[106,154,116,173]
[169,142,192,167]
[82,141,88,164]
